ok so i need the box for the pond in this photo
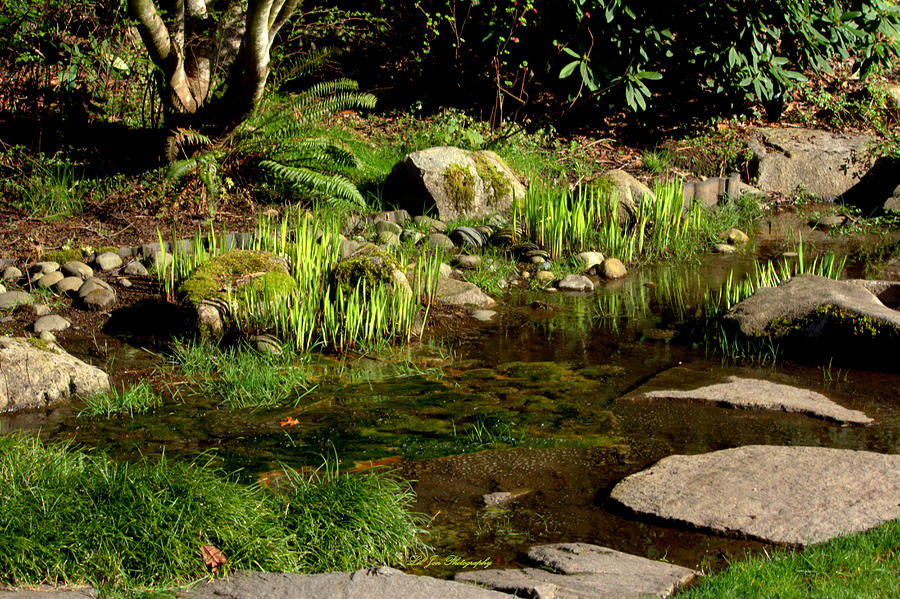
[3,252,900,579]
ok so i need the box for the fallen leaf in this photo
[201,544,227,574]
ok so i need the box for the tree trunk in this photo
[127,0,300,140]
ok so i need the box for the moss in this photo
[95,246,119,255]
[495,361,570,382]
[443,162,475,213]
[473,152,512,204]
[330,245,400,293]
[766,305,899,341]
[181,250,291,304]
[44,248,86,264]
[25,337,56,353]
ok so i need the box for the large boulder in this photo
[610,445,900,546]
[385,146,526,221]
[749,127,874,200]
[331,242,412,298]
[0,337,110,412]
[724,275,900,364]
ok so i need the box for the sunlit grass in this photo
[80,381,163,418]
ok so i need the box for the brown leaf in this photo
[201,544,227,574]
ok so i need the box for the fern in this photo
[259,160,364,208]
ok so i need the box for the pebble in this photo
[33,314,71,334]
[30,261,60,275]
[95,252,124,271]
[62,261,94,279]
[413,215,447,232]
[82,288,116,311]
[2,266,22,282]
[576,251,605,272]
[722,228,750,244]
[55,276,85,294]
[39,331,57,343]
[374,220,402,236]
[0,290,34,310]
[455,255,482,269]
[601,258,628,279]
[536,270,555,284]
[427,233,455,250]
[376,231,401,246]
[78,277,114,299]
[472,309,496,322]
[36,271,65,289]
[32,303,52,317]
[0,283,4,294]
[715,243,738,254]
[438,263,452,278]
[400,229,425,245]
[558,274,595,292]
[250,334,282,355]
[123,260,149,277]
[119,278,133,288]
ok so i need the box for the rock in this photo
[455,255,482,269]
[400,229,425,245]
[610,445,900,546]
[376,230,401,246]
[887,83,900,110]
[62,261,93,279]
[810,215,846,230]
[32,304,51,317]
[750,127,873,199]
[373,209,411,226]
[456,543,697,599]
[427,233,455,250]
[2,266,22,282]
[585,170,656,222]
[0,586,97,599]
[413,215,448,232]
[620,364,871,425]
[471,309,497,322]
[576,251,604,272]
[332,244,408,297]
[724,275,900,353]
[36,271,64,289]
[119,278,132,288]
[55,276,85,294]
[0,283,4,294]
[150,251,173,272]
[722,228,749,244]
[30,261,60,275]
[77,277,114,299]
[558,274,594,292]
[385,146,526,221]
[450,226,490,249]
[375,220,403,236]
[33,315,71,334]
[123,260,149,277]
[82,288,116,311]
[536,270,555,285]
[435,277,497,308]
[600,258,627,279]
[0,337,109,412]
[482,488,531,507]
[249,334,282,355]
[339,238,366,260]
[714,243,738,254]
[186,569,510,599]
[95,252,124,271]
[0,291,34,311]
[438,263,453,278]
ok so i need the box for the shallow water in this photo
[3,254,900,577]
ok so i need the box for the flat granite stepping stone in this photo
[619,365,871,425]
[610,445,900,546]
[186,568,512,599]
[455,543,697,599]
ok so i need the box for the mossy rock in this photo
[44,248,87,264]
[329,243,407,296]
[495,361,570,382]
[180,250,294,305]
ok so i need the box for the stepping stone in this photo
[619,365,871,425]
[186,568,511,599]
[610,445,900,546]
[456,543,697,599]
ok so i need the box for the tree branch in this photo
[128,0,174,65]
[269,0,300,46]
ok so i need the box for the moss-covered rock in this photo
[330,243,401,293]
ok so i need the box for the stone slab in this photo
[186,568,513,599]
[610,445,900,546]
[0,587,96,599]
[619,365,871,424]
[456,543,696,599]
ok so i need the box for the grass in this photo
[80,381,163,418]
[169,338,311,409]
[0,433,426,590]
[677,520,900,599]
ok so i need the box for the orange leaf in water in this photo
[201,544,227,574]
[279,416,300,427]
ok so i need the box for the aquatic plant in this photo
[0,433,426,589]
[80,381,163,418]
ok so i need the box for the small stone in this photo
[558,274,594,292]
[0,283,4,294]
[123,261,149,277]
[95,252,123,271]
[455,255,482,269]
[374,220,403,236]
[413,215,448,232]
[400,229,425,245]
[119,278,133,288]
[536,270,555,284]
[55,276,85,294]
[30,261,60,275]
[601,258,627,279]
[34,314,71,334]
[576,251,605,272]
[0,291,34,310]
[36,271,65,289]
[82,288,116,311]
[376,230,400,246]
[39,331,57,343]
[62,261,94,279]
[472,309,496,322]
[530,255,546,264]
[715,243,738,254]
[33,303,52,317]
[438,263,452,278]
[722,227,750,244]
[427,233,455,250]
[250,334,282,355]
[450,226,489,249]
[483,488,532,507]
[810,215,846,230]
[77,277,114,299]
[2,266,22,282]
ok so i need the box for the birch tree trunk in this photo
[127,0,299,138]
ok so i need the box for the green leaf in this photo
[637,71,662,80]
[559,60,580,79]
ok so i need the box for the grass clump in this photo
[678,520,900,599]
[80,381,163,418]
[0,433,426,589]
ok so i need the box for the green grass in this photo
[677,520,900,598]
[0,433,427,590]
[80,381,163,418]
[169,338,311,409]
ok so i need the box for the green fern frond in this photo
[273,47,338,86]
[165,150,224,182]
[259,160,364,206]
